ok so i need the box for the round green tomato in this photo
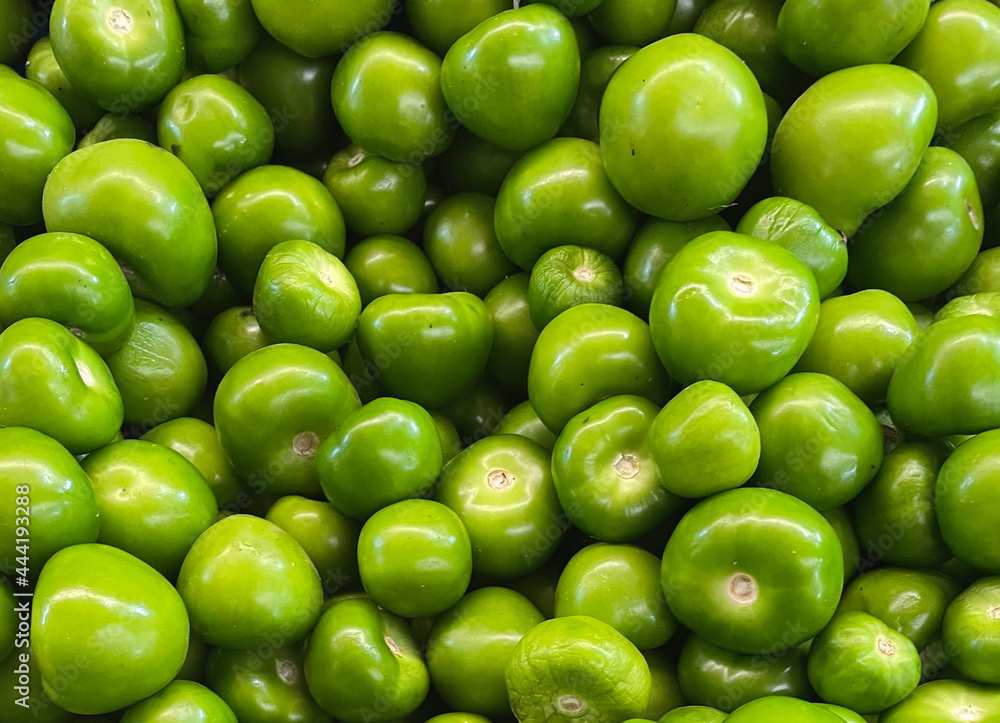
[332,32,452,163]
[427,587,544,716]
[484,273,539,396]
[505,616,651,723]
[0,232,134,356]
[726,697,844,723]
[121,680,237,723]
[317,398,442,520]
[601,34,766,221]
[432,411,464,464]
[937,292,1000,322]
[203,306,270,379]
[0,318,123,455]
[32,544,189,715]
[304,597,429,722]
[441,5,580,151]
[177,514,323,649]
[405,0,514,55]
[436,127,524,196]
[43,139,216,308]
[649,231,819,395]
[662,488,843,655]
[945,106,1000,209]
[937,429,1000,574]
[175,0,261,72]
[640,648,685,719]
[78,112,158,147]
[435,434,562,579]
[561,45,636,142]
[942,577,1000,685]
[880,680,1000,723]
[214,344,360,497]
[588,0,677,45]
[528,245,623,328]
[659,707,728,723]
[357,499,472,618]
[553,395,681,542]
[495,137,638,270]
[649,380,760,499]
[345,235,438,307]
[821,506,861,585]
[437,378,510,441]
[813,704,867,723]
[249,0,394,58]
[0,0,33,66]
[495,400,557,451]
[25,37,104,129]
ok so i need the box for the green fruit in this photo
[77,112,157,147]
[436,127,524,196]
[642,647,686,719]
[175,0,261,71]
[725,697,844,722]
[879,680,1000,723]
[203,306,270,379]
[588,0,678,45]
[24,37,104,129]
[405,0,515,55]
[937,428,1000,574]
[937,292,1000,321]
[250,0,395,56]
[495,401,557,451]
[121,680,237,723]
[528,245,623,328]
[813,704,867,723]
[345,235,439,307]
[561,45,637,142]
[485,273,539,396]
[942,577,1000,684]
[0,0,33,66]
[659,707,728,723]
[944,106,1000,209]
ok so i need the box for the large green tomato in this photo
[942,577,1000,685]
[528,303,671,433]
[561,45,636,142]
[405,0,514,55]
[649,231,820,395]
[441,5,580,151]
[494,137,638,270]
[726,697,843,723]
[304,597,428,722]
[937,429,1000,574]
[600,34,767,221]
[214,344,360,497]
[24,37,104,130]
[662,488,843,655]
[945,106,1000,209]
[880,680,1000,722]
[203,306,271,379]
[121,680,237,723]
[43,139,216,308]
[0,318,123,455]
[32,544,189,714]
[427,587,544,716]
[212,165,346,296]
[484,273,539,396]
[887,315,1000,437]
[249,0,394,57]
[345,235,438,307]
[0,427,100,574]
[356,292,493,409]
[771,64,937,236]
[0,72,75,226]
[588,0,677,45]
[0,232,134,356]
[177,515,323,649]
[175,0,261,72]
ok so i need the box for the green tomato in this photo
[357,499,472,618]
[588,0,677,45]
[441,5,580,151]
[0,427,100,574]
[642,649,686,720]
[880,680,1000,723]
[175,0,261,72]
[435,434,562,578]
[0,0,33,66]
[887,315,1000,437]
[659,707,728,723]
[897,0,1000,131]
[32,544,189,714]
[0,647,74,723]
[0,232,134,356]
[528,245,623,328]
[725,697,845,722]
[178,514,323,649]
[556,543,677,650]
[813,704,867,723]
[214,344,360,497]
[432,411,464,464]
[436,127,524,196]
[662,488,844,655]
[942,577,1000,685]
[848,147,983,302]
[426,715,492,723]
[944,106,1000,209]
[437,378,510,441]
[44,139,216,307]
[750,373,884,510]
[937,292,1000,321]
[820,506,861,585]
[205,644,333,723]
[495,137,637,270]
[158,74,274,197]
[0,578,13,665]
[601,34,766,221]
[484,273,539,396]
[249,0,393,58]
[317,398,443,520]
[203,306,270,379]
[677,635,811,713]
[0,72,75,226]
[0,318,123,455]
[649,231,820,395]
[77,112,158,147]
[332,32,452,163]
[777,0,930,77]
[770,64,937,237]
[528,303,671,433]
[937,428,1000,574]
[405,0,514,55]
[121,680,237,723]
[427,587,544,716]
[356,292,493,409]
[304,597,429,722]
[345,235,438,308]
[213,165,346,296]
[853,442,952,569]
[666,0,713,32]
[947,247,1000,299]
[505,615,652,723]
[560,45,637,142]
[495,401,556,451]
[553,395,681,542]
[24,37,103,129]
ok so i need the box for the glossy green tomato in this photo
[43,139,216,307]
[0,232,134,356]
[948,247,1000,298]
[405,0,514,55]
[771,64,937,236]
[505,615,651,723]
[426,716,492,723]
[432,411,464,464]
[725,697,843,723]
[174,630,209,682]
[0,318,123,455]
[945,106,1000,209]
[880,680,1000,723]
[937,292,1000,321]
[121,680,237,723]
[32,544,189,714]
[356,292,493,408]
[175,0,261,71]
[178,515,323,649]
[249,0,393,57]
[24,37,104,129]
[942,577,1000,684]
[528,304,671,432]
[813,704,867,723]
[601,34,766,221]
[332,32,452,163]
[495,401,556,450]
[561,45,636,142]
[318,398,442,520]
[662,488,843,654]
[821,506,861,584]
[427,587,544,716]
[649,232,820,395]
[0,72,74,226]
[650,380,760,499]
[203,306,270,379]
[158,74,274,196]
[0,427,100,574]
[484,273,539,396]
[214,344,360,497]
[436,127,524,196]
[495,137,638,270]
[442,5,580,151]
[347,237,437,310]
[588,0,677,45]
[304,597,429,722]
[528,245,623,328]
[357,499,472,618]
[77,112,158,147]
[659,707,728,723]
[937,429,1000,574]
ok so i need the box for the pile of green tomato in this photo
[4,0,1000,720]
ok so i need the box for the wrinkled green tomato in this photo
[528,245,624,328]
